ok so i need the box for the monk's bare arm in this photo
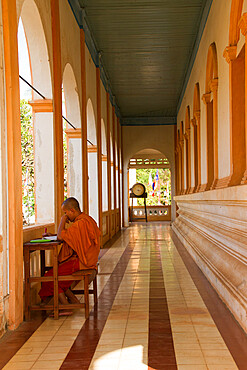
[57,215,69,240]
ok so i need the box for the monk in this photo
[39,197,100,309]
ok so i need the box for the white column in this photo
[67,138,82,207]
[34,112,54,222]
[88,151,98,223]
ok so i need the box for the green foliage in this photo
[135,168,171,206]
[21,99,35,225]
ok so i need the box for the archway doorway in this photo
[128,149,171,222]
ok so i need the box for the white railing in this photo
[129,205,171,221]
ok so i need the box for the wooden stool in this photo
[60,268,98,318]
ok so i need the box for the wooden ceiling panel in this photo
[70,0,210,121]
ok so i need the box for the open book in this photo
[43,235,57,241]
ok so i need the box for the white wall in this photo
[177,0,231,183]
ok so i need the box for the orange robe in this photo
[39,213,100,300]
[59,212,101,269]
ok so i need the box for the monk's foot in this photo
[40,296,53,306]
[49,311,73,318]
[65,288,81,304]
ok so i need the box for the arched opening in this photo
[229,0,244,47]
[62,63,82,206]
[229,45,245,185]
[175,128,180,195]
[87,99,98,223]
[225,0,246,186]
[128,149,171,222]
[101,119,108,213]
[193,83,201,191]
[110,133,114,212]
[18,0,54,225]
[115,141,119,210]
[203,42,218,190]
[185,106,191,193]
[179,121,185,194]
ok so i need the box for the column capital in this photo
[202,92,211,105]
[65,128,81,139]
[194,109,200,123]
[87,145,97,153]
[209,78,218,93]
[28,99,53,113]
[238,13,247,36]
[184,131,189,140]
[223,45,237,63]
[191,118,196,127]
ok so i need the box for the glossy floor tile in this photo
[1,223,247,370]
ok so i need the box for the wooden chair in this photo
[60,268,98,318]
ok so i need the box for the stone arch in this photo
[224,1,247,186]
[205,43,218,93]
[101,119,107,155]
[110,133,114,210]
[229,0,244,46]
[179,121,185,194]
[185,106,191,192]
[87,99,98,222]
[87,98,97,145]
[203,42,218,190]
[63,63,80,127]
[192,83,201,191]
[128,148,171,220]
[19,0,54,223]
[101,119,108,212]
[62,63,82,206]
[19,0,52,98]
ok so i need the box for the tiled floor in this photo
[1,223,247,370]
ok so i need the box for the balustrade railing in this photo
[129,205,171,221]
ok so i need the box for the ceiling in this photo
[68,0,212,125]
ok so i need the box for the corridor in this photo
[1,223,246,370]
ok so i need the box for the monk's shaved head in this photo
[62,197,81,211]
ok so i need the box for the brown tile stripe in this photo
[60,241,135,370]
[0,312,45,369]
[0,239,113,369]
[171,230,247,370]
[148,242,177,370]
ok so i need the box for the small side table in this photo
[23,240,62,320]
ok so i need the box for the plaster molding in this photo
[191,118,196,127]
[202,92,211,105]
[183,131,189,140]
[87,145,97,153]
[65,128,81,139]
[172,193,247,332]
[185,127,191,136]
[209,78,218,92]
[238,13,247,36]
[194,110,201,122]
[28,99,53,113]
[223,45,237,63]
[173,219,247,332]
[214,175,231,189]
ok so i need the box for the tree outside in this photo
[21,99,35,225]
[135,168,171,206]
